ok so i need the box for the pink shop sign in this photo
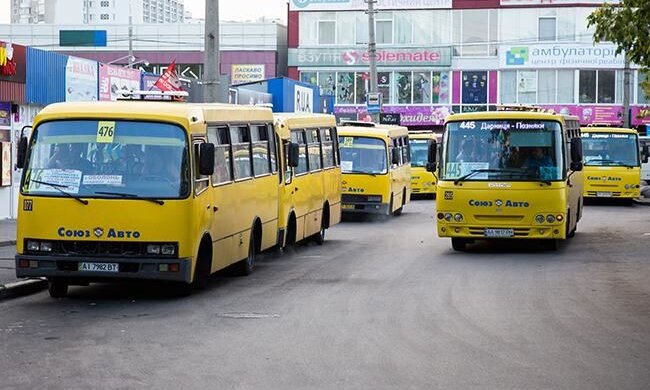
[537,105,623,126]
[631,106,650,126]
[334,105,452,126]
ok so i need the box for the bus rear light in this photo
[18,259,29,268]
[546,215,556,223]
[169,264,179,272]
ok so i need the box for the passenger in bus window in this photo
[522,147,552,171]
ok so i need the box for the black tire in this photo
[170,282,193,297]
[284,215,296,248]
[235,229,256,276]
[545,239,560,251]
[48,278,68,298]
[566,215,576,238]
[393,189,406,216]
[312,218,326,246]
[193,251,211,290]
[451,238,467,251]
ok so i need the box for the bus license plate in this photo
[596,192,612,198]
[342,204,355,210]
[484,228,514,238]
[78,262,119,272]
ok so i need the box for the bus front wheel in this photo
[451,238,467,251]
[235,229,257,276]
[48,278,68,298]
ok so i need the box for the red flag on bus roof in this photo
[154,60,183,93]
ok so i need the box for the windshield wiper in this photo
[94,191,165,205]
[509,172,552,186]
[585,159,636,168]
[453,169,521,185]
[29,179,88,205]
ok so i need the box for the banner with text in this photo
[334,105,452,126]
[99,64,141,101]
[290,0,451,11]
[499,44,624,69]
[290,47,452,68]
[65,56,98,102]
[231,64,266,85]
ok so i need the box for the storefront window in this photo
[395,72,412,104]
[579,70,597,103]
[597,70,615,104]
[318,72,336,97]
[639,71,649,104]
[517,71,537,103]
[413,72,431,104]
[462,71,488,105]
[301,72,317,86]
[537,70,555,103]
[538,17,556,41]
[355,72,369,105]
[432,72,450,104]
[378,72,391,105]
[500,71,517,104]
[337,72,354,104]
[557,70,575,103]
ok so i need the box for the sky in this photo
[0,0,289,24]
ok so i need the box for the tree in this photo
[588,0,650,99]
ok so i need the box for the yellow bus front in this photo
[436,113,583,250]
[339,134,393,215]
[409,135,437,196]
[581,128,641,199]
[15,103,201,285]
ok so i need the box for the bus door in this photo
[290,129,312,241]
[191,135,213,261]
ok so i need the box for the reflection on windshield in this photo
[409,139,429,167]
[22,120,190,198]
[338,136,387,174]
[582,132,639,167]
[443,120,563,181]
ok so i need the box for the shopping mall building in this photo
[287,0,649,131]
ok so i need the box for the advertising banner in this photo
[631,106,650,126]
[289,0,451,11]
[231,64,266,85]
[289,47,452,68]
[99,63,141,101]
[500,44,624,69]
[295,84,314,113]
[0,102,10,126]
[538,104,623,126]
[65,56,98,102]
[461,71,488,105]
[0,41,26,83]
[501,0,617,5]
[334,105,452,126]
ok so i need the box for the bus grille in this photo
[24,240,178,258]
[473,215,524,222]
[467,227,531,237]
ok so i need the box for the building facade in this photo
[287,0,649,131]
[11,0,185,24]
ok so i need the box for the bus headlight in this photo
[535,215,545,224]
[161,244,176,256]
[39,241,53,252]
[444,213,453,221]
[27,240,40,251]
[454,213,463,222]
[546,215,556,223]
[147,244,161,255]
[367,195,382,202]
[26,240,53,252]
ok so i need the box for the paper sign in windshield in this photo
[82,175,123,186]
[97,121,116,143]
[446,162,489,179]
[343,137,354,147]
[341,161,353,171]
[30,169,82,194]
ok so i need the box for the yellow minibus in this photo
[409,131,440,197]
[274,113,341,246]
[431,108,584,251]
[338,122,411,216]
[581,127,643,200]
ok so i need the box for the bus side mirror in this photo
[288,142,300,168]
[426,142,438,172]
[643,145,649,164]
[17,136,28,169]
[570,161,583,171]
[570,138,583,164]
[391,148,400,165]
[199,143,215,175]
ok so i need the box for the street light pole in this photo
[367,0,378,122]
[128,0,133,68]
[204,0,220,103]
[623,52,631,128]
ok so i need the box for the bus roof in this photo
[338,123,409,138]
[445,111,577,123]
[33,101,274,133]
[273,112,336,128]
[580,127,639,135]
[408,131,437,140]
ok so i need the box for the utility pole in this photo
[623,52,631,128]
[128,0,133,68]
[366,0,379,123]
[204,0,220,103]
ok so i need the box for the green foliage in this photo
[588,1,650,102]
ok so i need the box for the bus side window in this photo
[231,125,252,180]
[268,124,277,174]
[291,130,309,175]
[251,124,271,177]
[307,128,322,172]
[207,125,233,185]
[402,136,410,163]
[283,140,292,184]
[332,127,340,166]
[193,139,209,194]
[320,127,334,168]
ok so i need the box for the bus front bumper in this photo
[15,255,193,283]
[341,202,390,215]
[437,224,566,240]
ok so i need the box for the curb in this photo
[0,278,48,300]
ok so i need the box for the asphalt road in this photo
[1,199,649,390]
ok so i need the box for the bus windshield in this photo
[409,139,429,167]
[22,120,190,199]
[443,120,563,181]
[339,136,387,174]
[582,132,639,167]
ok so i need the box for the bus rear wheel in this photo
[451,238,467,251]
[48,278,68,298]
[235,229,257,276]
